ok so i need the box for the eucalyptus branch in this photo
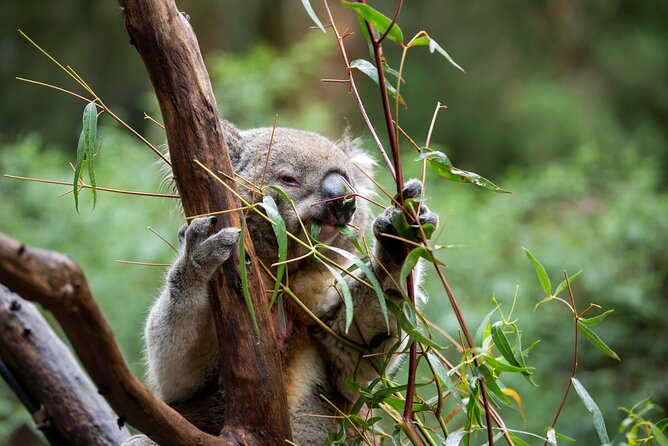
[544,272,579,445]
[321,0,396,181]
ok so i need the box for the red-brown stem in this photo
[544,273,578,445]
[377,0,404,45]
[321,0,396,181]
[433,264,496,445]
[362,15,404,196]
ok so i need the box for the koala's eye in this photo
[279,175,301,187]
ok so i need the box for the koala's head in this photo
[222,121,375,266]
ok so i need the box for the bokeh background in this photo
[1,1,666,444]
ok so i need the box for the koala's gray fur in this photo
[123,122,437,446]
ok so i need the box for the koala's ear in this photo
[337,126,357,155]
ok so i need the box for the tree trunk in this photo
[118,1,291,444]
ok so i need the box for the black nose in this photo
[322,172,356,225]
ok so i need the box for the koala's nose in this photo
[322,172,356,225]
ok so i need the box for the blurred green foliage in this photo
[1,0,667,444]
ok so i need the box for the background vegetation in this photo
[1,1,666,444]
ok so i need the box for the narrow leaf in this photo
[400,247,434,288]
[387,300,442,349]
[522,248,552,296]
[577,321,620,361]
[554,269,582,296]
[342,2,404,44]
[426,350,466,412]
[73,101,98,212]
[239,222,260,336]
[300,0,326,33]
[478,364,513,406]
[483,355,534,374]
[350,59,406,107]
[571,377,610,445]
[579,309,614,327]
[650,423,668,446]
[259,195,288,307]
[444,430,466,446]
[417,150,510,193]
[320,260,354,333]
[322,245,389,330]
[491,322,537,385]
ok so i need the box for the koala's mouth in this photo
[314,220,340,243]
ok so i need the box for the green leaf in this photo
[554,269,582,296]
[577,321,620,361]
[350,59,406,107]
[483,354,534,374]
[444,430,466,446]
[400,247,434,288]
[478,364,513,406]
[579,309,614,327]
[300,0,326,33]
[409,33,465,73]
[336,224,365,255]
[522,248,552,296]
[651,423,668,446]
[571,377,610,445]
[491,322,537,385]
[259,195,288,307]
[426,350,466,412]
[73,101,98,213]
[319,260,354,333]
[417,150,510,193]
[239,222,259,337]
[322,245,389,330]
[342,2,404,44]
[475,306,499,348]
[387,300,442,349]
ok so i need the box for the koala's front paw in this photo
[181,216,241,279]
[373,180,439,263]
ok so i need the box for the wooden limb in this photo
[118,1,291,445]
[0,232,226,446]
[0,284,130,446]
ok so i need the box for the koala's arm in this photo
[315,180,437,402]
[144,217,240,403]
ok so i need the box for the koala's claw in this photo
[180,217,241,277]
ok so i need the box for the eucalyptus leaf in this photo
[342,2,404,44]
[409,33,465,73]
[577,321,620,361]
[259,195,288,307]
[350,59,406,107]
[554,269,582,296]
[73,101,98,212]
[426,350,466,412]
[579,309,614,327]
[299,0,326,33]
[320,260,354,333]
[322,245,389,330]
[417,150,510,193]
[239,222,260,336]
[522,248,552,296]
[571,377,610,445]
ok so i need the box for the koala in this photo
[123,122,437,445]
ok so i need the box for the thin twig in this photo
[4,174,180,199]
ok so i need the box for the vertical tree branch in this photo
[117,1,291,444]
